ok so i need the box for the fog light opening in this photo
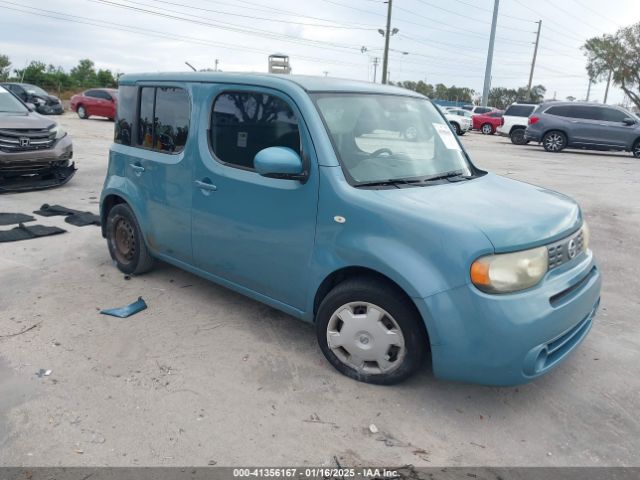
[535,348,549,372]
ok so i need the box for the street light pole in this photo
[482,0,499,106]
[381,0,393,85]
[527,20,542,93]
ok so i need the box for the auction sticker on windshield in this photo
[433,123,461,150]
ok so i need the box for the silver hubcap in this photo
[79,107,85,117]
[545,133,564,151]
[482,124,492,134]
[327,302,406,375]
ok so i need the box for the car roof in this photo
[539,101,620,108]
[117,72,424,97]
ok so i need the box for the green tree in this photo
[70,59,98,88]
[96,68,117,87]
[583,22,640,109]
[0,54,10,81]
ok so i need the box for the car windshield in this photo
[24,84,48,96]
[313,93,473,185]
[0,87,28,113]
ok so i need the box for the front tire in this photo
[632,139,640,158]
[543,130,567,152]
[481,123,494,135]
[106,204,155,275]
[510,128,528,145]
[316,277,427,385]
[77,105,88,119]
[451,122,462,135]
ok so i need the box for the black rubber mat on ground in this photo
[0,223,66,243]
[0,213,36,226]
[34,204,100,226]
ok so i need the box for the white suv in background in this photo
[497,102,538,145]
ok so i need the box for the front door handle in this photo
[194,179,217,192]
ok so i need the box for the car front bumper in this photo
[37,103,64,115]
[416,249,601,386]
[0,135,75,192]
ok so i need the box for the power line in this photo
[413,0,534,32]
[88,0,368,53]
[0,2,367,68]
[146,0,376,30]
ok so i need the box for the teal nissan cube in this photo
[101,73,601,386]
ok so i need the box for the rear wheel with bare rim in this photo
[316,277,427,384]
[481,123,494,135]
[543,130,567,153]
[633,139,640,158]
[106,203,155,275]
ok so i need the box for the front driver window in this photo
[210,92,301,170]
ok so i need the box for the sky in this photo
[1,0,639,105]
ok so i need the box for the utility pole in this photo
[214,59,219,72]
[603,69,612,103]
[586,77,592,101]
[527,20,542,93]
[372,57,380,83]
[381,0,393,85]
[482,0,499,106]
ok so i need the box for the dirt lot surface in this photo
[1,113,639,467]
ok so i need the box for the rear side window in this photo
[210,91,300,169]
[475,107,492,114]
[137,86,190,153]
[505,105,536,117]
[114,85,136,145]
[488,111,502,117]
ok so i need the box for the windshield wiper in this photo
[355,178,423,188]
[419,171,473,183]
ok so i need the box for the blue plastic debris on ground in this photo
[100,297,147,318]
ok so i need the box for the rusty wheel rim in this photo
[113,216,136,265]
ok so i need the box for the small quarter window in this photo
[210,91,300,169]
[114,85,136,145]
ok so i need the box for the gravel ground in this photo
[0,113,639,467]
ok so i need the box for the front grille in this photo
[547,229,585,270]
[0,128,56,152]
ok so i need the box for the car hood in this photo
[0,112,56,129]
[375,172,581,252]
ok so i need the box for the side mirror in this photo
[25,102,36,112]
[254,147,305,180]
[622,117,636,126]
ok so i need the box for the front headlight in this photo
[50,124,67,140]
[471,246,548,293]
[35,97,46,106]
[582,221,590,251]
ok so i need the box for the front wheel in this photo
[632,139,640,158]
[481,123,494,135]
[543,130,567,152]
[510,128,528,145]
[451,122,462,135]
[316,278,427,385]
[77,105,88,119]
[106,203,155,275]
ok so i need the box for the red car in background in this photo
[70,88,117,120]
[472,110,504,134]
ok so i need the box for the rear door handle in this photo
[194,179,217,192]
[130,163,145,174]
